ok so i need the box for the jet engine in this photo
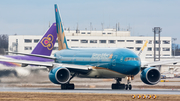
[49,67,71,84]
[140,67,161,85]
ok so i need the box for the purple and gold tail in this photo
[31,23,57,56]
[54,4,69,50]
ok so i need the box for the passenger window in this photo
[125,57,139,61]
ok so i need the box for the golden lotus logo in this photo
[109,54,113,59]
[41,34,54,50]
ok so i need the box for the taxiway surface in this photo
[0,87,179,95]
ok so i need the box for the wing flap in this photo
[52,63,92,74]
[53,63,92,70]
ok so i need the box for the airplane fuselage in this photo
[54,48,141,78]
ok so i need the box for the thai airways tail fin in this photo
[54,4,69,50]
[31,23,57,56]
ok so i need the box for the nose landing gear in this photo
[125,76,133,90]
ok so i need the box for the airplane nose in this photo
[130,62,141,75]
[134,62,141,67]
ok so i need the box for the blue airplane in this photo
[2,4,174,90]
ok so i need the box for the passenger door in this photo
[112,55,118,67]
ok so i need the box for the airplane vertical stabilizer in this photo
[138,40,148,60]
[54,4,69,50]
[31,23,57,56]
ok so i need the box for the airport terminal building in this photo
[9,28,172,60]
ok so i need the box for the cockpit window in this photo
[124,57,139,61]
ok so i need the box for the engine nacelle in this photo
[140,67,161,85]
[49,67,71,84]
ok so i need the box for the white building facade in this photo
[9,29,172,62]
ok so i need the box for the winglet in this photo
[138,40,148,56]
[54,4,69,50]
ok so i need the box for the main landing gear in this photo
[111,78,125,89]
[61,83,74,89]
[111,76,133,90]
[61,73,76,90]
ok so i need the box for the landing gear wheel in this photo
[125,84,128,90]
[129,85,132,90]
[111,78,126,90]
[112,84,117,89]
[112,84,125,89]
[61,84,74,90]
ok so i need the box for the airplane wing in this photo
[0,58,53,67]
[6,51,56,60]
[142,59,180,67]
[0,58,92,74]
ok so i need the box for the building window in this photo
[149,40,152,44]
[67,39,69,41]
[81,32,86,34]
[107,33,112,34]
[87,32,91,34]
[163,40,170,44]
[53,47,58,50]
[146,54,152,56]
[163,48,170,51]
[127,47,134,49]
[71,39,79,41]
[136,47,141,51]
[127,40,134,42]
[81,40,88,43]
[163,54,170,56]
[24,39,32,43]
[147,47,152,51]
[102,33,106,34]
[90,40,97,43]
[24,47,32,50]
[117,40,125,42]
[156,48,160,51]
[136,40,143,44]
[99,40,106,43]
[155,40,161,44]
[71,46,79,48]
[34,39,39,43]
[109,40,115,44]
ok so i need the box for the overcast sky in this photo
[0,0,180,43]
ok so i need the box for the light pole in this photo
[172,38,177,56]
[153,27,162,61]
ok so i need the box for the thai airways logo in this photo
[41,34,54,50]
